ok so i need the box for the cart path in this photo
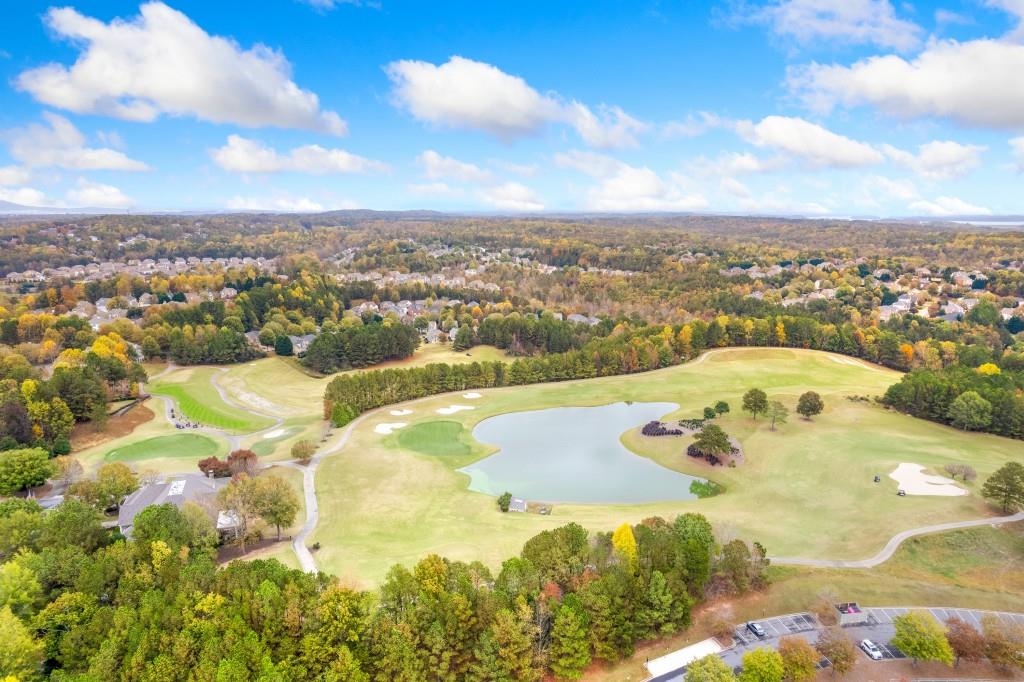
[772,511,1024,568]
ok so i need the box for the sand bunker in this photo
[463,392,483,399]
[390,409,413,416]
[262,428,286,440]
[889,462,967,496]
[374,422,407,435]
[437,405,475,415]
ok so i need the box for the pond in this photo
[459,402,707,504]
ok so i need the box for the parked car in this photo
[897,489,907,497]
[746,621,766,637]
[860,639,883,660]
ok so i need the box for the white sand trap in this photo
[374,422,407,435]
[390,409,413,416]
[463,392,483,399]
[889,463,967,496]
[437,404,475,415]
[262,428,286,440]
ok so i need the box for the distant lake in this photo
[460,402,706,504]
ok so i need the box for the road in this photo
[771,511,1024,568]
[649,606,1024,682]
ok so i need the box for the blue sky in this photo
[1,0,1023,216]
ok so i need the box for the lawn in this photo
[310,347,1023,587]
[105,433,220,462]
[396,420,474,458]
[147,367,275,433]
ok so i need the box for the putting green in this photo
[105,433,219,462]
[311,347,1023,586]
[396,421,473,457]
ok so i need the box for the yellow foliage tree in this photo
[976,363,1001,376]
[611,522,638,572]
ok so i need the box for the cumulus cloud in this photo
[226,195,358,212]
[881,140,985,180]
[553,150,624,177]
[662,111,724,138]
[16,3,345,135]
[736,116,883,167]
[586,165,707,212]
[67,178,134,208]
[479,182,544,211]
[386,56,645,148]
[0,187,49,207]
[720,176,752,199]
[729,0,922,50]
[1010,137,1024,171]
[0,167,31,186]
[8,113,148,171]
[210,135,387,174]
[692,151,784,177]
[407,182,464,197]
[789,39,1024,129]
[417,150,493,183]
[909,195,992,216]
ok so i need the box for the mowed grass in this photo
[311,348,1023,587]
[105,433,219,462]
[147,367,274,433]
[396,421,474,458]
[218,344,511,416]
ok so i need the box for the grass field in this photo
[105,433,220,462]
[311,347,1022,587]
[396,421,474,458]
[147,367,275,432]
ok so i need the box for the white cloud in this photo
[494,161,539,177]
[985,0,1024,39]
[720,176,752,198]
[8,113,148,171]
[662,111,724,138]
[692,151,784,177]
[553,150,624,177]
[210,135,387,174]
[0,187,49,207]
[736,116,884,168]
[789,39,1024,129]
[16,2,345,135]
[864,175,919,201]
[909,196,992,216]
[417,150,493,183]
[586,165,707,212]
[479,182,544,211]
[386,56,645,148]
[67,178,134,208]
[1010,137,1024,171]
[740,194,832,215]
[881,140,985,180]
[731,0,922,50]
[0,167,31,186]
[226,195,358,212]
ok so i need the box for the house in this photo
[508,497,527,513]
[117,473,236,538]
[289,334,317,354]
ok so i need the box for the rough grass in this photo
[105,433,220,462]
[147,367,273,432]
[311,348,1022,587]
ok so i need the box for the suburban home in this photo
[117,473,238,538]
[508,497,527,513]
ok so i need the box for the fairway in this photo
[311,347,1023,586]
[147,367,275,433]
[105,433,220,462]
[396,421,473,457]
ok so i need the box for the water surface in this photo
[460,402,705,503]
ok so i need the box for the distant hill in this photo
[0,200,129,216]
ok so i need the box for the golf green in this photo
[105,433,220,462]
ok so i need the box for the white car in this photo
[860,639,883,660]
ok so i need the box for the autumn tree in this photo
[685,653,737,682]
[815,626,856,677]
[739,647,783,682]
[981,613,1024,670]
[291,439,316,464]
[795,391,823,420]
[742,389,768,420]
[227,448,259,477]
[252,474,301,541]
[0,605,43,681]
[778,636,817,682]
[0,448,55,495]
[891,610,954,667]
[611,523,638,572]
[767,401,788,431]
[945,616,985,667]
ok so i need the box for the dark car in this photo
[746,621,766,637]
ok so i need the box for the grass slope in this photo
[148,367,273,433]
[311,348,1022,586]
[396,421,473,458]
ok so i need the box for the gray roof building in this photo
[117,473,232,537]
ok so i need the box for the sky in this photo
[1,0,1023,217]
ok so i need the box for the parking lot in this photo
[649,607,1024,682]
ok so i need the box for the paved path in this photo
[772,511,1024,568]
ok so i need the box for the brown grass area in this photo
[70,401,155,451]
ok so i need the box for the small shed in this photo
[834,602,868,626]
[508,497,527,513]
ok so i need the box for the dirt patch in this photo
[217,536,293,564]
[70,401,155,452]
